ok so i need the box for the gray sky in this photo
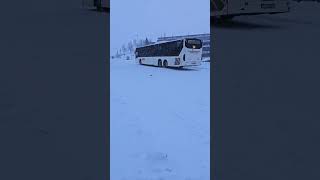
[111,0,210,55]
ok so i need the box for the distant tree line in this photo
[114,37,153,58]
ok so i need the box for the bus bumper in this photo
[182,61,202,66]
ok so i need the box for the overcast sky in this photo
[110,0,210,55]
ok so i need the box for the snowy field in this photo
[111,57,210,180]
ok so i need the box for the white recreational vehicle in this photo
[211,0,290,19]
[135,38,203,68]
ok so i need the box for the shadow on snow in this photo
[138,64,200,71]
[211,17,285,30]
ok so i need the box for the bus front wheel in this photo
[163,60,168,68]
[139,59,142,65]
[158,60,162,67]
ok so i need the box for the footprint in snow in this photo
[151,167,173,173]
[133,152,168,161]
[145,152,168,161]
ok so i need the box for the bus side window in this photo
[183,54,185,61]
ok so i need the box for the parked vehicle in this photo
[211,0,290,19]
[135,38,203,68]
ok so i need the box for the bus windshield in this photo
[185,39,202,49]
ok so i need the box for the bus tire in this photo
[139,59,142,65]
[158,60,162,67]
[163,60,168,68]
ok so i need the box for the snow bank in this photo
[111,59,210,180]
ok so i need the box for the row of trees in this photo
[114,37,153,58]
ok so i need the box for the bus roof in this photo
[136,38,201,49]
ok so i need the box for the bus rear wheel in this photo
[158,60,162,67]
[163,60,168,68]
[139,59,142,65]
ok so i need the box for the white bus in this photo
[135,38,203,68]
[211,0,290,19]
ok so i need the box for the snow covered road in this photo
[111,59,210,180]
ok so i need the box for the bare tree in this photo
[144,37,149,45]
[121,44,127,54]
[133,39,137,48]
[127,41,134,53]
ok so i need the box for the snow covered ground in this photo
[111,57,210,180]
